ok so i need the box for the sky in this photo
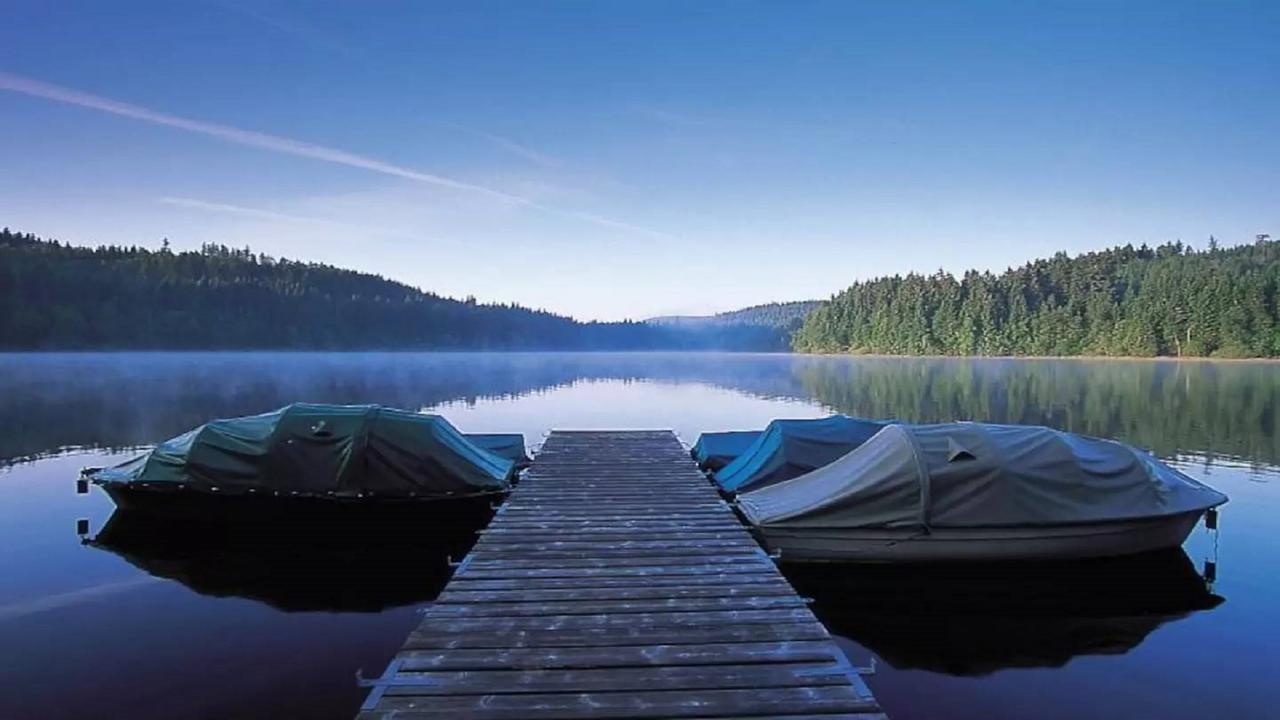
[1,1,1277,321]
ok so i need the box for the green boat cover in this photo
[714,415,889,493]
[465,433,532,468]
[88,403,516,499]
[691,431,762,471]
[739,423,1229,530]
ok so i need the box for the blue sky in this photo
[1,1,1276,320]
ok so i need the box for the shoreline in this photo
[790,352,1280,363]
[1,348,1278,363]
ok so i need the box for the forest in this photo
[0,229,772,350]
[649,300,820,329]
[794,237,1280,358]
[7,227,1278,357]
[646,300,820,351]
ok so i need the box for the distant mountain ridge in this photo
[646,301,822,351]
[648,301,822,329]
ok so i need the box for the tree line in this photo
[794,237,1280,358]
[646,301,820,351]
[0,228,771,350]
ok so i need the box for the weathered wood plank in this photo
[479,527,746,537]
[499,510,724,516]
[362,686,879,719]
[466,547,759,562]
[469,538,759,552]
[413,607,818,633]
[463,554,766,570]
[382,662,848,695]
[456,563,776,579]
[437,581,796,604]
[402,620,832,649]
[423,595,809,618]
[482,520,740,529]
[396,640,841,671]
[447,572,791,591]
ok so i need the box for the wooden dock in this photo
[357,430,884,719]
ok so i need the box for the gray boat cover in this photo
[88,403,516,498]
[714,415,889,493]
[738,423,1228,529]
[691,430,762,471]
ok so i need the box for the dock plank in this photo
[396,640,843,671]
[365,686,878,720]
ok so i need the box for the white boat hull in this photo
[756,510,1207,563]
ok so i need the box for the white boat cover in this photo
[738,423,1228,530]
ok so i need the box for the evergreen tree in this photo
[795,236,1280,358]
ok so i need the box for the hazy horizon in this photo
[3,1,1277,321]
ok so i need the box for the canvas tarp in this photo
[738,423,1228,529]
[464,433,532,468]
[714,415,889,493]
[691,430,762,471]
[89,403,516,498]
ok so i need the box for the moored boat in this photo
[712,415,889,493]
[690,430,761,471]
[83,403,519,527]
[737,422,1227,562]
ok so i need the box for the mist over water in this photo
[4,352,1278,466]
[0,352,1275,719]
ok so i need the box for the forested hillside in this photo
[795,238,1280,358]
[10,227,1277,356]
[649,301,820,329]
[0,229,757,350]
[647,301,820,351]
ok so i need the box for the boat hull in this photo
[755,510,1207,563]
[99,483,504,537]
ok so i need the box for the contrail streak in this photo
[442,123,561,167]
[1,70,678,240]
[0,71,522,203]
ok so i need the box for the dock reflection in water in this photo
[86,509,469,612]
[788,549,1223,676]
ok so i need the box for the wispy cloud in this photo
[0,71,521,202]
[443,124,562,168]
[562,210,678,242]
[158,196,423,240]
[0,70,676,239]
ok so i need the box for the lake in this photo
[0,352,1275,719]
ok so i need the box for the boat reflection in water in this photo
[86,508,468,612]
[787,549,1223,676]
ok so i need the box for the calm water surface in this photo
[0,352,1275,719]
